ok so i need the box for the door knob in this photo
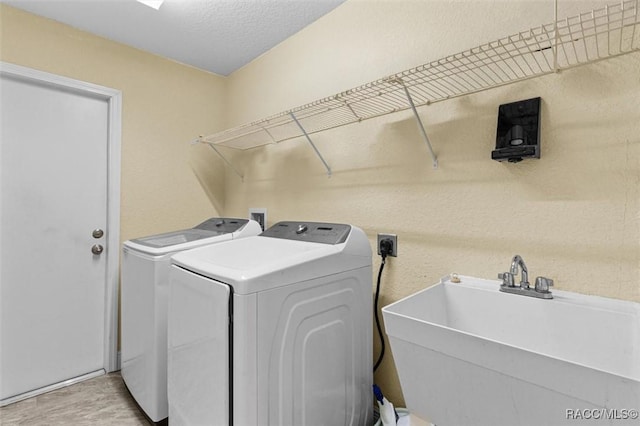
[91,244,104,255]
[92,229,104,239]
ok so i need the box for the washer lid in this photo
[124,218,252,255]
[129,228,222,249]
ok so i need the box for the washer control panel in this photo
[261,221,351,244]
[195,217,250,233]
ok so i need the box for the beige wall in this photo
[224,0,640,405]
[0,4,227,242]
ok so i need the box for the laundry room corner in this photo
[2,0,640,422]
[189,142,227,217]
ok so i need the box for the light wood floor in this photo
[0,373,433,426]
[0,372,151,425]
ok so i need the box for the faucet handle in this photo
[535,276,554,293]
[498,272,515,287]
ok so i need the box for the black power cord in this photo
[374,239,393,372]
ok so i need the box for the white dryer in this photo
[168,221,373,426]
[121,218,261,423]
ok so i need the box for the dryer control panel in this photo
[261,221,351,244]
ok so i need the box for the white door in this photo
[0,64,120,403]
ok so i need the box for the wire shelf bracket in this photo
[290,112,332,177]
[194,138,244,181]
[390,77,438,168]
[196,0,640,175]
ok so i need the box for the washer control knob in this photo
[296,224,308,234]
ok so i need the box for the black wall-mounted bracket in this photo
[492,97,541,163]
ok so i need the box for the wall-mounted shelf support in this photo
[193,138,245,181]
[207,143,244,181]
[289,112,332,177]
[391,78,438,169]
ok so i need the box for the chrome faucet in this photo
[510,255,529,289]
[498,255,553,299]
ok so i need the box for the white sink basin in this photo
[382,275,640,426]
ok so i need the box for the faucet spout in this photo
[510,255,529,288]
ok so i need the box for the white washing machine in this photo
[121,217,261,423]
[168,221,373,426]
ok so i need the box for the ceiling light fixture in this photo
[136,0,164,10]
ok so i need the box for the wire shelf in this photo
[200,0,640,153]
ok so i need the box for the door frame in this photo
[0,61,122,373]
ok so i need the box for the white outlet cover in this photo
[248,208,267,231]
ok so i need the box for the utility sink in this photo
[382,275,640,426]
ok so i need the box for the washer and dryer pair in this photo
[121,218,262,422]
[122,219,372,426]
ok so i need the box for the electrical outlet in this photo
[377,233,398,257]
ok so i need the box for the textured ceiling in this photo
[2,0,346,76]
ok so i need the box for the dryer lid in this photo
[171,222,372,294]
